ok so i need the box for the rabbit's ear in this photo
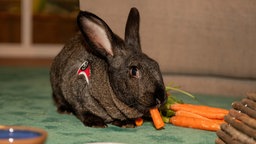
[78,11,114,57]
[125,7,141,53]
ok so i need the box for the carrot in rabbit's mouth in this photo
[150,108,165,130]
[135,108,165,130]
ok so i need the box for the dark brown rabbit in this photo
[50,7,166,128]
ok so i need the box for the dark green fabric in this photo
[0,67,243,144]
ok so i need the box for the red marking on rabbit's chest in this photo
[77,61,91,84]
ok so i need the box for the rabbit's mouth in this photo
[137,87,167,112]
[135,94,167,114]
[155,98,163,107]
[150,97,166,109]
[134,100,162,114]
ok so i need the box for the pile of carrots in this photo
[162,95,228,131]
[135,86,229,131]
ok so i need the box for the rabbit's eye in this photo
[130,66,140,78]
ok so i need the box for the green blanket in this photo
[0,67,242,144]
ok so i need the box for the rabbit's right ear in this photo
[77,11,114,57]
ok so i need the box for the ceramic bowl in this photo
[0,125,47,144]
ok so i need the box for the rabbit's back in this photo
[50,33,86,90]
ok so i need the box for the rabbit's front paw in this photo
[112,120,135,128]
[56,105,74,114]
[82,113,107,128]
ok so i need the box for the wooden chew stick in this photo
[215,138,225,144]
[247,92,256,102]
[225,114,256,139]
[229,109,256,129]
[216,129,240,144]
[232,101,256,118]
[220,123,255,144]
[216,93,256,144]
[241,98,256,111]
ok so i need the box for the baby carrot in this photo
[170,115,221,131]
[170,103,228,119]
[175,110,225,125]
[135,117,144,126]
[189,104,228,113]
[175,110,210,120]
[171,103,229,114]
[150,108,165,130]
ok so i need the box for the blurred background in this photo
[0,0,79,66]
[0,0,255,96]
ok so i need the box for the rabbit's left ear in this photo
[125,7,141,53]
[78,11,114,57]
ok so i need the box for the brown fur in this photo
[50,7,166,127]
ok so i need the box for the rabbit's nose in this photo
[154,85,167,105]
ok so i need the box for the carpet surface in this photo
[0,67,243,144]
